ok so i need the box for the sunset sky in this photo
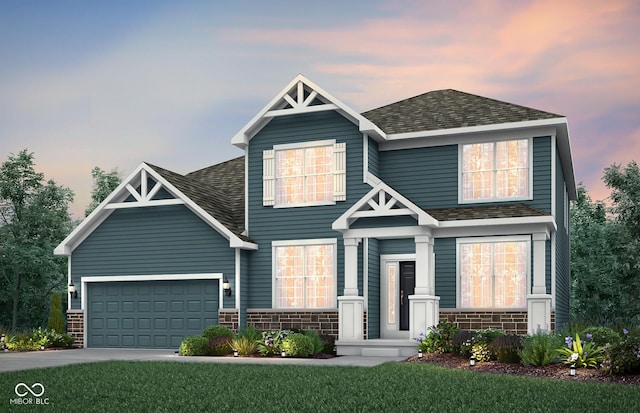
[1,0,639,218]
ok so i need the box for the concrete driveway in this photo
[0,348,405,372]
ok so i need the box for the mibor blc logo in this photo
[10,382,49,405]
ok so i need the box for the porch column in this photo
[409,235,440,340]
[338,237,364,341]
[527,232,552,334]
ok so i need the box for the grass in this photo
[1,361,639,412]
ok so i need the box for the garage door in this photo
[87,279,218,348]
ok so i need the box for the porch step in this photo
[336,339,417,357]
[362,348,400,357]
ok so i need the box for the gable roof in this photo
[362,89,564,135]
[147,157,247,240]
[54,159,254,256]
[231,74,385,149]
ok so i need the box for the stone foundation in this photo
[246,309,339,340]
[66,309,84,347]
[439,310,555,335]
[218,309,239,332]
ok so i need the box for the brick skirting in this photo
[246,309,339,340]
[218,309,239,332]
[66,309,84,347]
[439,310,556,335]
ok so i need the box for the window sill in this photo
[273,201,336,209]
[458,196,533,205]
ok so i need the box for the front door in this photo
[382,257,415,338]
[399,261,415,331]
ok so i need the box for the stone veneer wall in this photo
[218,309,239,332]
[439,311,556,335]
[66,309,84,347]
[246,310,339,340]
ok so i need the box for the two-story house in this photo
[55,74,575,356]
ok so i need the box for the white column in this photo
[532,232,547,294]
[338,237,364,341]
[528,232,552,334]
[414,235,433,295]
[409,234,439,340]
[343,238,359,296]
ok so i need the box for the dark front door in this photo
[399,261,415,331]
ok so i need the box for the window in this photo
[458,239,528,308]
[273,239,336,308]
[461,139,530,202]
[263,140,346,207]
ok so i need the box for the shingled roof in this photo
[426,204,549,221]
[362,89,563,135]
[147,157,248,240]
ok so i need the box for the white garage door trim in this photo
[81,273,223,348]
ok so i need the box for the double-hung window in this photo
[458,238,529,308]
[461,139,530,202]
[273,239,336,309]
[263,140,346,207]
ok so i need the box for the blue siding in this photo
[378,239,415,255]
[555,149,570,328]
[71,205,235,309]
[247,111,371,309]
[367,239,380,339]
[378,137,552,212]
[368,136,379,177]
[434,238,456,308]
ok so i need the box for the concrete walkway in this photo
[0,348,406,373]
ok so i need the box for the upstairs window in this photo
[263,140,346,207]
[461,139,530,202]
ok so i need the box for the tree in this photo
[0,150,74,331]
[47,292,65,333]
[571,161,640,325]
[85,166,121,216]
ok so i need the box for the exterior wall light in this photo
[222,277,232,297]
[569,364,576,376]
[469,357,476,367]
[68,282,78,299]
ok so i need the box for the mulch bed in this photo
[406,353,640,385]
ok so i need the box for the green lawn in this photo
[1,361,638,412]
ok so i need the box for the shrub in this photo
[320,334,336,354]
[282,333,314,357]
[302,330,324,355]
[238,326,261,342]
[452,331,475,357]
[416,321,459,354]
[231,337,257,355]
[557,333,607,368]
[257,330,293,356]
[471,329,504,362]
[519,332,562,366]
[602,334,640,375]
[179,336,209,356]
[208,336,233,356]
[47,293,65,333]
[490,334,523,363]
[581,326,621,347]
[32,327,74,348]
[6,333,41,352]
[203,325,235,340]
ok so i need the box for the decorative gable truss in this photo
[265,79,338,117]
[104,168,184,210]
[333,181,438,231]
[262,142,346,206]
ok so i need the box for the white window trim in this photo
[563,182,569,231]
[458,137,534,204]
[456,235,531,310]
[271,238,338,309]
[272,139,338,208]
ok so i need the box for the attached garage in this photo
[86,277,220,348]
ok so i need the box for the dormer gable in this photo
[231,74,385,149]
